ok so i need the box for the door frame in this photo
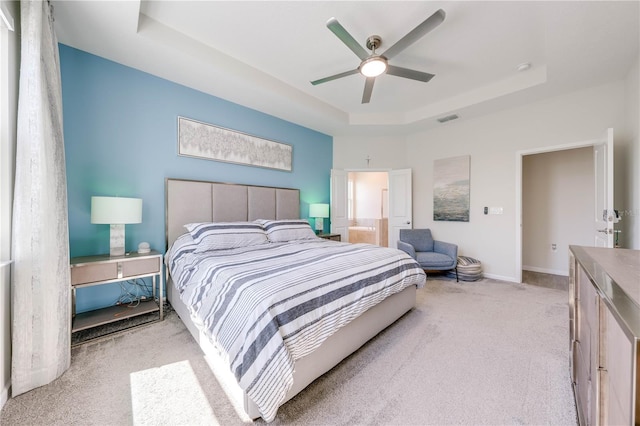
[515,137,605,283]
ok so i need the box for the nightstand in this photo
[318,233,341,241]
[70,250,163,341]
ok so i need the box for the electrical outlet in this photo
[551,244,557,252]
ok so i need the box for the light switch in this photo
[489,207,504,215]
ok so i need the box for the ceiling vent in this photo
[437,114,459,123]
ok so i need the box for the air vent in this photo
[437,114,459,123]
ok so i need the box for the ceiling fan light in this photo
[360,56,387,77]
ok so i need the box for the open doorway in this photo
[516,129,614,284]
[521,147,594,288]
[347,171,389,247]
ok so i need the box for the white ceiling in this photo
[52,1,639,136]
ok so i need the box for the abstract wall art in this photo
[178,116,292,171]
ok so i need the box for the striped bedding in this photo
[166,234,426,421]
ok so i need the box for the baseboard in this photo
[522,265,568,276]
[483,273,519,283]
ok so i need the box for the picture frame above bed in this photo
[177,116,293,172]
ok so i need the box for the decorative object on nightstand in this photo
[318,233,341,241]
[91,196,142,256]
[309,203,329,234]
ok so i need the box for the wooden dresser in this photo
[569,246,640,425]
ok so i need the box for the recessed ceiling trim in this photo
[347,65,547,127]
[135,13,349,131]
[53,1,638,136]
[405,65,548,124]
[348,112,405,126]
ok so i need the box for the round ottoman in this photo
[448,256,483,281]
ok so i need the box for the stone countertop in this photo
[570,245,640,337]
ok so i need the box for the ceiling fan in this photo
[311,9,446,104]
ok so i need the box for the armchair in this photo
[397,229,458,282]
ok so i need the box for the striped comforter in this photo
[167,235,426,421]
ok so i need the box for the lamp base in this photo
[110,224,125,257]
[315,218,324,235]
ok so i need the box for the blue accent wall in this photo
[60,44,333,313]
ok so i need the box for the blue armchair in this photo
[397,229,458,282]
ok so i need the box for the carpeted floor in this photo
[0,278,577,425]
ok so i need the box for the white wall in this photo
[1,0,19,410]
[406,81,628,281]
[351,172,388,220]
[333,135,408,170]
[335,80,631,281]
[522,148,594,275]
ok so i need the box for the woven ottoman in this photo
[448,256,483,281]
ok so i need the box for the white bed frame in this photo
[165,178,417,420]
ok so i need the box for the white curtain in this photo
[11,0,70,396]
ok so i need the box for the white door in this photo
[330,169,349,241]
[594,128,614,248]
[388,169,412,250]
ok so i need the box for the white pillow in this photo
[259,219,318,242]
[184,222,268,252]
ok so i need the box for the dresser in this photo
[569,246,640,425]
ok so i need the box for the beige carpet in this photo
[0,278,577,425]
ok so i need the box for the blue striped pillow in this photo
[258,219,317,242]
[185,222,268,252]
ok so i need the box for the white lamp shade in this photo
[309,203,329,218]
[91,196,142,224]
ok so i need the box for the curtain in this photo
[11,0,70,396]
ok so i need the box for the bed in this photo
[164,178,426,421]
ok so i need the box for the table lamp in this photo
[91,196,142,256]
[309,203,329,234]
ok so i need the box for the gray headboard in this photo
[165,178,300,247]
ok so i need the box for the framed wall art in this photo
[177,116,293,172]
[433,155,470,222]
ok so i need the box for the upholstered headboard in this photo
[165,178,300,247]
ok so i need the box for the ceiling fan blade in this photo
[386,65,435,82]
[381,9,446,59]
[362,77,375,104]
[311,69,359,85]
[326,17,369,61]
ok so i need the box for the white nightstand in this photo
[70,250,163,341]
